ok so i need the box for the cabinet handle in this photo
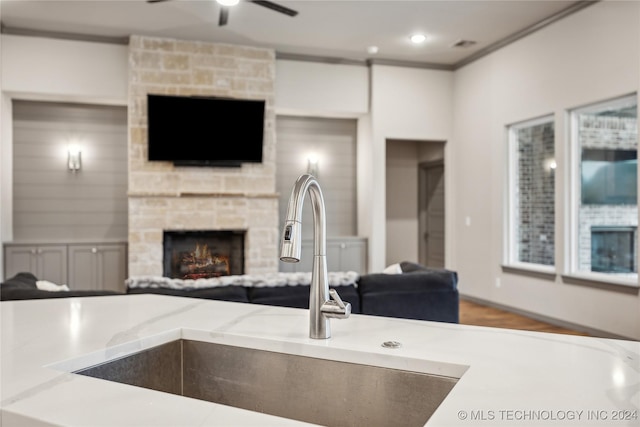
[36,249,42,254]
[91,247,98,254]
[30,249,37,255]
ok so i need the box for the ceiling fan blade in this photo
[147,0,172,3]
[219,6,230,26]
[250,0,298,17]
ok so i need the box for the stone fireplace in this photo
[127,35,279,277]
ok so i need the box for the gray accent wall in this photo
[276,116,357,239]
[12,100,127,242]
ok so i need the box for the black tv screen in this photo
[147,94,265,167]
[581,148,637,205]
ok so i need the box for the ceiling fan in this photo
[147,0,299,27]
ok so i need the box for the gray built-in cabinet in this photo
[279,237,367,273]
[4,244,68,286]
[68,244,127,292]
[4,243,127,292]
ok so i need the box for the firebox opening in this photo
[163,230,245,279]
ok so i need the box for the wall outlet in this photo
[465,216,471,227]
[495,277,501,288]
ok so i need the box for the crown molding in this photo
[453,0,599,70]
[0,24,129,45]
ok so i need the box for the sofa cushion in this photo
[358,269,457,293]
[358,269,459,323]
[1,272,38,289]
[127,285,249,303]
[1,288,121,301]
[248,285,360,314]
[399,261,432,273]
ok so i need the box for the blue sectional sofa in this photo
[1,262,460,323]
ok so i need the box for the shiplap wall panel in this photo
[12,101,127,241]
[276,116,357,239]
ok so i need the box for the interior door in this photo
[419,161,445,268]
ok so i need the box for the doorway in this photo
[385,139,445,267]
[419,160,445,268]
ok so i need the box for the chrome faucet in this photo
[280,174,351,339]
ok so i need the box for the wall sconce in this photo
[307,154,319,177]
[68,145,82,172]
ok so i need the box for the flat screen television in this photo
[581,148,637,205]
[147,94,265,167]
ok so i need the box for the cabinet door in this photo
[68,244,127,292]
[4,246,39,280]
[277,239,367,273]
[4,245,67,284]
[326,241,342,272]
[337,241,367,273]
[68,246,98,290]
[98,244,127,292]
[327,239,367,273]
[36,246,68,285]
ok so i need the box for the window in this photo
[506,116,555,270]
[569,95,638,282]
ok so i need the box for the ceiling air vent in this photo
[452,39,477,48]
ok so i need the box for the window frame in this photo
[567,93,639,287]
[505,114,556,274]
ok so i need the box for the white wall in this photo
[369,65,453,271]
[451,0,640,339]
[275,60,368,117]
[1,35,128,104]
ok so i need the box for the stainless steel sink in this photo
[75,339,459,427]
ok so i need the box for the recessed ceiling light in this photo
[217,0,239,6]
[367,46,379,55]
[410,34,427,44]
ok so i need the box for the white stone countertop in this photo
[1,294,639,426]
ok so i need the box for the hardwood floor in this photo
[459,299,589,336]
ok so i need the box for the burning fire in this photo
[180,242,230,279]
[193,243,211,261]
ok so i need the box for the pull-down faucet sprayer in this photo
[280,174,351,339]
